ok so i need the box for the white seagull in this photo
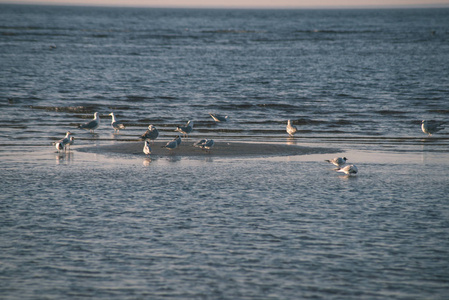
[210,113,228,122]
[421,120,445,136]
[78,112,100,132]
[163,137,179,150]
[143,140,152,156]
[140,125,159,143]
[54,131,73,152]
[109,112,125,132]
[175,120,193,138]
[286,120,297,137]
[337,164,358,175]
[325,157,348,167]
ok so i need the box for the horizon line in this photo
[2,1,449,10]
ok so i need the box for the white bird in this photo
[163,137,179,150]
[194,138,214,150]
[109,112,125,132]
[78,112,100,132]
[286,120,297,137]
[337,164,358,175]
[175,120,193,138]
[325,157,348,167]
[143,140,152,156]
[54,131,72,152]
[140,125,159,142]
[210,113,228,122]
[421,120,445,136]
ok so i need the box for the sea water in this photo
[1,5,449,299]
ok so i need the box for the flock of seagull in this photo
[54,112,445,176]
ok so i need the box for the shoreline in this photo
[76,140,340,158]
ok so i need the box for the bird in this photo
[66,136,75,150]
[210,113,228,122]
[54,131,73,152]
[175,120,193,138]
[286,120,297,137]
[337,164,358,175]
[163,137,179,150]
[140,125,159,143]
[143,140,152,156]
[201,139,215,151]
[193,139,208,148]
[109,112,125,132]
[78,112,100,132]
[175,135,182,146]
[421,120,445,136]
[325,157,348,167]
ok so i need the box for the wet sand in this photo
[77,140,339,158]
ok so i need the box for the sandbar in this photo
[77,140,338,158]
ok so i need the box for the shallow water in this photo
[1,5,449,299]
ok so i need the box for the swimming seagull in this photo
[78,112,100,132]
[140,125,159,143]
[175,120,193,138]
[109,112,125,132]
[210,113,228,122]
[336,164,358,175]
[143,140,152,157]
[325,157,348,167]
[286,120,297,137]
[421,120,445,136]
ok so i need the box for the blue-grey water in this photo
[1,4,449,299]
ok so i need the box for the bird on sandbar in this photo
[336,164,358,175]
[140,125,159,143]
[78,112,100,133]
[163,137,179,150]
[175,120,193,138]
[54,131,73,152]
[210,113,228,122]
[286,120,297,137]
[325,157,348,168]
[421,120,445,136]
[109,112,125,133]
[143,140,152,157]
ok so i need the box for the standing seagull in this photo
[109,112,125,133]
[286,120,297,137]
[140,125,159,143]
[78,112,100,133]
[143,140,152,157]
[175,120,194,138]
[163,137,179,150]
[325,157,348,168]
[210,113,228,122]
[54,131,73,152]
[421,120,445,136]
[337,164,358,175]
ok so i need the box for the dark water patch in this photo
[428,109,449,114]
[377,110,407,116]
[29,105,97,114]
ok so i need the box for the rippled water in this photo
[1,5,449,299]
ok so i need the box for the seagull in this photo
[175,135,182,146]
[421,120,445,136]
[193,139,208,148]
[201,139,214,151]
[109,112,125,132]
[54,131,73,152]
[286,120,297,137]
[143,140,152,156]
[140,125,159,143]
[175,120,193,138]
[325,157,348,167]
[210,113,228,122]
[337,164,358,175]
[163,137,179,150]
[78,112,100,132]
[66,136,75,150]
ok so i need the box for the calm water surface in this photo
[1,5,449,299]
